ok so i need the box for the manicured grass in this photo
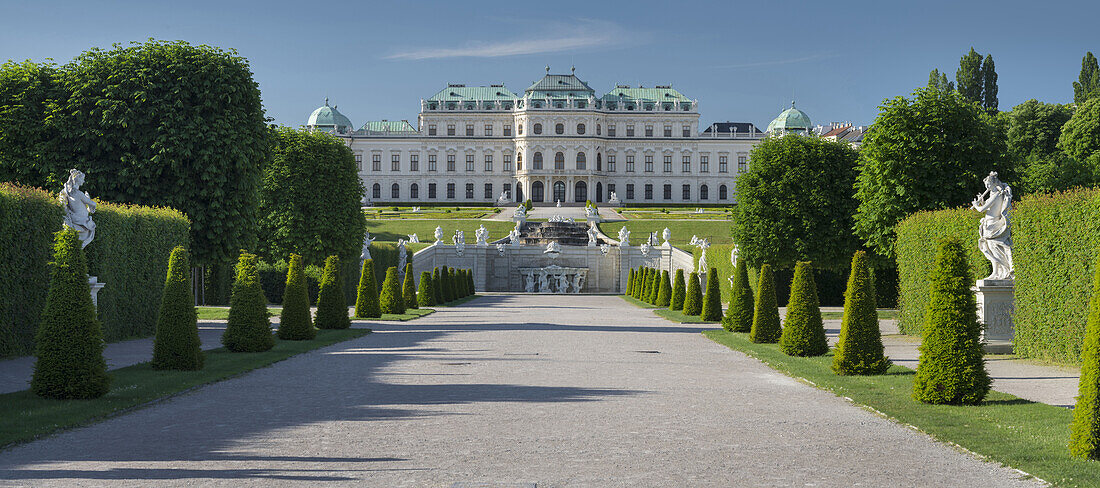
[365,206,498,220]
[376,308,435,321]
[0,329,369,449]
[705,329,1095,487]
[820,309,899,321]
[621,295,659,308]
[598,220,735,247]
[653,308,719,324]
[622,210,734,220]
[365,219,516,243]
[196,306,281,321]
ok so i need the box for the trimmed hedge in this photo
[442,266,454,302]
[151,246,203,370]
[683,271,702,316]
[700,267,723,321]
[379,266,405,315]
[432,267,443,304]
[0,184,190,358]
[222,251,275,352]
[403,264,418,310]
[833,251,890,375]
[778,262,828,356]
[670,269,685,311]
[648,268,660,304]
[314,255,350,330]
[354,259,381,318]
[1071,253,1100,459]
[417,271,435,307]
[722,262,754,333]
[277,254,315,341]
[750,264,782,344]
[626,269,635,297]
[656,270,671,307]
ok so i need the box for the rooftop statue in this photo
[972,171,1014,280]
[60,169,97,249]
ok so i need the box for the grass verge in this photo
[620,295,658,308]
[373,308,436,321]
[597,220,735,247]
[365,220,516,243]
[705,329,1093,487]
[0,329,369,449]
[196,306,281,321]
[653,308,719,324]
[820,309,899,321]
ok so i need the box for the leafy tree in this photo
[956,47,984,104]
[981,54,998,113]
[1017,153,1094,195]
[31,228,110,399]
[912,238,990,405]
[417,271,435,307]
[1006,100,1074,160]
[315,255,350,329]
[0,60,67,187]
[258,127,364,267]
[354,259,381,318]
[656,270,671,307]
[700,268,723,321]
[927,69,954,93]
[1074,52,1100,105]
[379,266,405,315]
[222,251,274,352]
[683,271,703,316]
[403,264,418,310]
[854,86,1007,257]
[152,246,203,370]
[779,262,828,356]
[277,254,315,340]
[670,269,685,311]
[833,251,891,375]
[722,263,754,333]
[750,264,782,344]
[734,134,861,270]
[1059,97,1100,171]
[1070,253,1100,459]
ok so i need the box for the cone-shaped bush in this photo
[750,264,782,344]
[779,262,828,356]
[417,271,435,307]
[432,267,443,304]
[442,267,455,302]
[1072,254,1100,459]
[635,268,645,300]
[379,266,406,315]
[315,255,350,330]
[657,270,672,307]
[683,271,703,316]
[403,264,418,310]
[648,268,661,304]
[354,259,381,318]
[31,228,111,399]
[701,267,723,321]
[459,269,468,297]
[632,267,642,299]
[638,267,649,300]
[223,251,275,352]
[467,269,476,295]
[912,238,990,405]
[626,269,635,296]
[833,251,890,375]
[151,246,203,370]
[278,254,316,340]
[670,269,686,311]
[722,263,754,333]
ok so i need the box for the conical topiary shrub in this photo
[467,269,476,295]
[31,228,111,399]
[638,267,649,300]
[648,268,661,304]
[635,268,645,300]
[152,246,203,370]
[442,266,454,302]
[833,251,890,375]
[912,238,990,405]
[657,270,672,307]
[432,267,443,305]
[458,269,467,297]
[683,271,703,316]
[700,267,723,321]
[632,267,642,299]
[750,264,781,344]
[722,262,755,333]
[278,254,316,340]
[779,262,828,356]
[1071,254,1100,459]
[379,266,406,315]
[626,269,635,296]
[417,271,435,307]
[354,259,381,318]
[403,264,418,310]
[670,269,686,311]
[315,255,350,330]
[223,251,275,352]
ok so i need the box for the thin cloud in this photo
[715,53,839,69]
[385,20,628,60]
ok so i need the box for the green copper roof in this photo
[525,71,594,95]
[307,100,353,131]
[600,86,691,103]
[766,102,812,132]
[428,85,518,101]
[360,120,417,133]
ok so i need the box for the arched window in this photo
[516,182,524,202]
[555,123,564,135]
[554,152,565,170]
[532,181,545,202]
[574,181,587,202]
[596,182,603,202]
[410,183,419,199]
[391,183,400,199]
[700,184,709,200]
[517,153,523,170]
[719,184,728,200]
[597,124,602,135]
[533,123,543,135]
[372,183,381,199]
[553,181,566,202]
[577,123,586,135]
[576,152,586,170]
[533,152,543,170]
[596,153,602,171]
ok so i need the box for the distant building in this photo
[815,122,868,149]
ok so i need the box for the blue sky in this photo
[2,0,1097,129]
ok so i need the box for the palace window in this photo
[516,154,522,170]
[447,154,456,172]
[466,154,475,172]
[484,183,493,199]
[682,155,690,173]
[608,155,616,172]
[372,154,381,172]
[391,154,400,171]
[644,155,654,173]
[484,124,492,136]
[503,154,512,171]
[738,155,748,173]
[391,183,400,199]
[428,124,437,136]
[503,183,512,199]
[577,123,586,135]
[484,155,493,172]
[466,124,474,136]
[576,152,586,170]
[719,155,729,173]
[410,154,419,171]
[719,184,727,200]
[663,184,672,200]
[700,184,709,200]
[626,183,635,200]
[596,124,601,135]
[608,125,616,137]
[355,154,362,172]
[663,155,672,173]
[372,183,380,199]
[700,155,709,172]
[555,123,564,135]
[645,125,653,137]
[626,125,634,137]
[554,152,565,170]
[447,183,455,199]
[534,152,543,170]
[664,125,672,137]
[518,124,523,135]
[447,124,455,136]
[533,123,543,135]
[428,154,437,172]
[428,183,437,199]
[682,184,690,200]
[411,183,420,199]
[625,155,634,172]
[644,184,653,200]
[465,183,474,199]
[682,125,691,137]
[596,153,602,171]
[504,124,512,136]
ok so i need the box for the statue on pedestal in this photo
[434,226,444,244]
[608,191,621,206]
[475,225,489,246]
[360,230,375,261]
[396,239,408,274]
[618,227,630,246]
[972,171,1014,280]
[557,273,569,293]
[662,228,671,246]
[408,233,419,243]
[60,169,97,249]
[525,272,536,292]
[587,226,598,247]
[513,204,527,220]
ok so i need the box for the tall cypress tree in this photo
[927,69,954,93]
[956,47,984,104]
[981,54,998,113]
[1074,52,1100,104]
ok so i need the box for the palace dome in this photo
[307,99,354,132]
[766,102,812,133]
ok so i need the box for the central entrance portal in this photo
[553,181,566,202]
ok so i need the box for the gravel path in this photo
[0,295,1042,487]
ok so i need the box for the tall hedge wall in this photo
[895,207,986,336]
[0,184,189,357]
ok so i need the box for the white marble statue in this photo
[731,245,739,267]
[396,239,408,274]
[544,241,561,254]
[434,226,444,244]
[587,226,598,247]
[408,233,419,243]
[360,230,375,260]
[557,273,570,293]
[538,271,550,293]
[60,169,97,249]
[497,191,510,206]
[496,243,506,256]
[572,273,585,293]
[411,206,421,213]
[453,230,465,256]
[600,243,611,255]
[475,225,489,246]
[662,228,671,246]
[649,231,659,246]
[697,238,711,274]
[640,243,650,256]
[608,191,621,206]
[972,171,1014,280]
[618,227,630,246]
[513,204,527,219]
[556,199,561,207]
[585,205,600,220]
[695,208,704,214]
[509,229,523,247]
[525,273,536,292]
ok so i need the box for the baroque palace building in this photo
[306,68,810,205]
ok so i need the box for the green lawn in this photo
[355,308,436,321]
[0,329,369,449]
[598,220,735,247]
[620,295,658,308]
[622,212,734,220]
[705,329,1095,487]
[365,206,499,220]
[653,308,719,324]
[365,219,516,243]
[197,306,436,321]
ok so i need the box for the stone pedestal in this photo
[88,275,105,310]
[974,279,1014,354]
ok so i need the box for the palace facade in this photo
[307,68,808,206]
